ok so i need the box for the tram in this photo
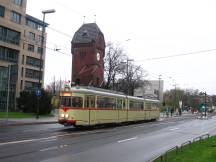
[58,86,160,127]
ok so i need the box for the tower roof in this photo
[72,23,104,44]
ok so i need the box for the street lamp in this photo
[36,9,55,119]
[121,58,134,95]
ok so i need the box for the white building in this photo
[134,80,164,102]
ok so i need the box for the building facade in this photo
[71,23,105,87]
[0,0,47,111]
[134,80,164,102]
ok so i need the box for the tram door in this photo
[85,95,96,125]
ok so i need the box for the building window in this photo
[0,26,20,45]
[21,67,23,77]
[12,0,22,6]
[26,56,42,68]
[24,81,39,91]
[11,11,21,24]
[25,68,41,80]
[37,47,43,54]
[27,44,34,52]
[22,55,24,64]
[20,80,23,90]
[0,5,5,17]
[29,32,35,40]
[26,19,42,31]
[0,46,19,63]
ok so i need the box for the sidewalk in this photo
[160,111,198,119]
[0,116,58,127]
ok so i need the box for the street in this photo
[0,115,216,162]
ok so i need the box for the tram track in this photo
[0,114,196,145]
[0,115,199,162]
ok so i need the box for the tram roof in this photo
[61,86,160,103]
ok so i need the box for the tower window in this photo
[82,29,88,37]
[76,78,80,85]
[80,52,86,59]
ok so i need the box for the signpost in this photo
[35,89,41,97]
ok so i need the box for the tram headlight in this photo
[60,113,65,118]
[65,114,69,118]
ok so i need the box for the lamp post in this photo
[36,9,55,119]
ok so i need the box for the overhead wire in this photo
[135,48,216,62]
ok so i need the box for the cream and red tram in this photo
[58,86,160,126]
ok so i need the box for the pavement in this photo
[0,116,58,127]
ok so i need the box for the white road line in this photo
[0,136,57,146]
[169,127,179,131]
[40,146,58,152]
[40,138,57,143]
[0,129,109,146]
[118,136,137,143]
[134,121,177,128]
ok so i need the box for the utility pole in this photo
[158,75,162,101]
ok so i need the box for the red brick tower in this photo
[71,23,105,87]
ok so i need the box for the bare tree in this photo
[103,42,126,89]
[117,63,148,95]
[46,77,64,95]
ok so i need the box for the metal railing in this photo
[149,133,210,162]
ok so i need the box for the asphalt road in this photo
[0,114,216,162]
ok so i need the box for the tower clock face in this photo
[96,52,100,61]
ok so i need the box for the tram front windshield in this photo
[61,96,83,108]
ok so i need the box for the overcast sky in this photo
[26,0,216,95]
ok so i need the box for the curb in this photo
[0,121,58,127]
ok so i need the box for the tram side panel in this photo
[117,98,127,123]
[96,95,118,124]
[128,100,145,121]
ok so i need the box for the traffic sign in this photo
[36,89,41,97]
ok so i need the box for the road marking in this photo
[134,121,177,128]
[0,136,57,146]
[40,146,58,152]
[40,138,57,143]
[118,136,137,143]
[170,127,179,131]
[0,129,111,146]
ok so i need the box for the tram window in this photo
[152,103,159,110]
[97,96,115,109]
[129,100,143,110]
[60,97,71,107]
[72,97,83,108]
[145,102,151,110]
[85,95,95,108]
[117,99,123,109]
[123,100,126,109]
